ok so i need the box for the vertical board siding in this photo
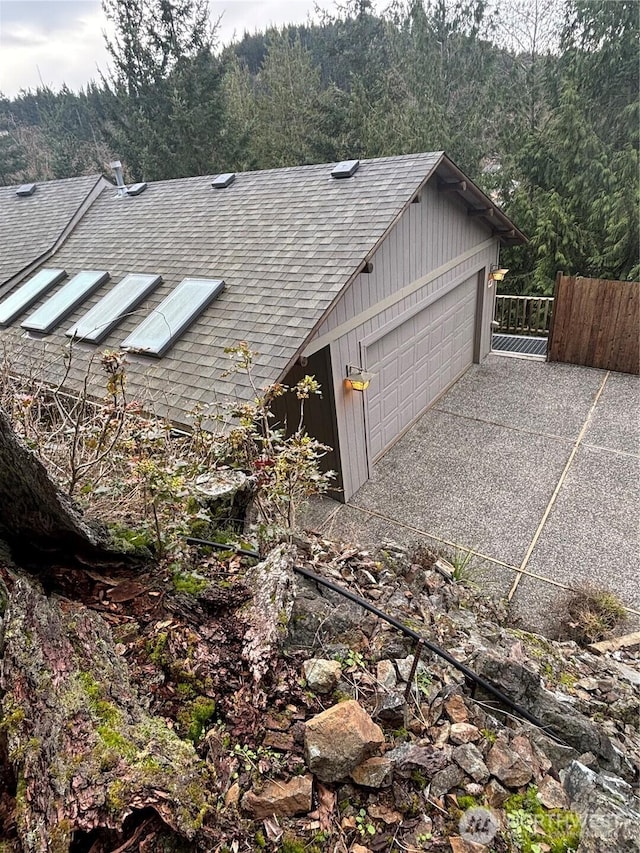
[311,184,490,340]
[548,275,640,374]
[323,181,499,500]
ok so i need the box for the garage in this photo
[365,273,478,461]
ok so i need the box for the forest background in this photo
[0,0,637,295]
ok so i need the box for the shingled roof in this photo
[0,175,106,290]
[0,152,523,423]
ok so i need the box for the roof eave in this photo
[435,155,528,246]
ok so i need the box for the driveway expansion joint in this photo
[433,405,578,446]
[506,371,611,603]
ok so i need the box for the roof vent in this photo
[211,173,235,189]
[110,160,127,197]
[16,183,36,197]
[126,182,148,197]
[331,160,360,179]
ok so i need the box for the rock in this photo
[241,774,313,818]
[263,730,294,751]
[302,658,342,693]
[430,763,466,798]
[537,775,570,810]
[449,838,487,853]
[444,693,469,723]
[351,845,372,853]
[486,738,533,788]
[224,781,240,807]
[350,756,394,789]
[449,723,481,745]
[576,677,599,692]
[562,761,640,852]
[472,651,541,705]
[430,696,444,725]
[453,743,490,783]
[434,721,451,747]
[288,580,368,649]
[464,782,485,797]
[579,752,599,769]
[377,659,397,689]
[511,734,541,778]
[368,803,403,823]
[473,652,628,778]
[391,744,450,780]
[376,692,406,727]
[611,660,640,687]
[384,742,413,766]
[396,655,428,682]
[528,728,579,772]
[485,778,509,808]
[304,700,385,783]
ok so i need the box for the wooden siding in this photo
[271,345,344,498]
[314,182,499,500]
[548,274,640,374]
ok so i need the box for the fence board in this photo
[548,274,640,374]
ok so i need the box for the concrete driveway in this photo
[308,355,640,636]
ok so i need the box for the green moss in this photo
[457,795,479,810]
[0,707,25,734]
[559,671,577,689]
[49,818,73,853]
[279,838,306,853]
[97,725,137,761]
[107,522,154,557]
[76,672,121,726]
[176,682,197,700]
[505,787,581,853]
[147,631,170,666]
[178,697,217,743]
[172,570,209,596]
[106,779,128,813]
[410,770,428,787]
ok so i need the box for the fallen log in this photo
[0,570,215,853]
[0,409,106,557]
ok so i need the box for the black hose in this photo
[186,536,565,743]
[185,536,261,559]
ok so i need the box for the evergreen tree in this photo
[0,118,26,186]
[101,0,224,180]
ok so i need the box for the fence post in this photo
[546,272,562,361]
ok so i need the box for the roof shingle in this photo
[0,175,103,288]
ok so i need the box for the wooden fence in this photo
[547,274,640,374]
[494,295,553,336]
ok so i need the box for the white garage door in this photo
[366,275,477,461]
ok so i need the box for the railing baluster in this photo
[494,294,554,338]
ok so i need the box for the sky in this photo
[0,0,326,97]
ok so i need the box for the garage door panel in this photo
[366,275,477,461]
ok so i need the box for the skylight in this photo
[66,273,162,343]
[0,268,66,326]
[121,278,225,357]
[22,270,109,335]
[331,160,360,179]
